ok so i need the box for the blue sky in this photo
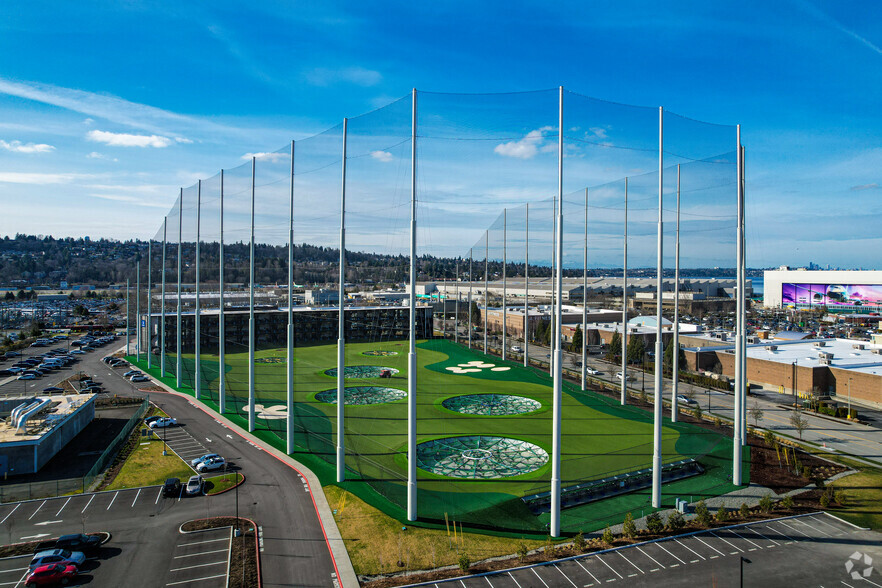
[0,1,881,268]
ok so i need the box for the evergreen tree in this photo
[607,329,621,361]
[571,324,582,352]
[626,334,645,365]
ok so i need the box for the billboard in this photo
[782,283,882,307]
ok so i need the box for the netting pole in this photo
[524,203,529,368]
[454,261,459,345]
[195,179,202,401]
[550,193,556,377]
[550,85,564,538]
[147,239,152,370]
[483,230,488,356]
[741,144,748,446]
[248,157,256,432]
[733,125,744,484]
[136,260,140,361]
[219,170,226,415]
[581,188,588,391]
[407,88,418,522]
[160,218,167,377]
[125,278,130,356]
[287,140,295,455]
[621,178,628,405]
[176,188,183,389]
[502,208,507,362]
[651,107,664,509]
[671,167,680,422]
[337,119,348,484]
[468,249,473,350]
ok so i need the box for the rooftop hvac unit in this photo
[872,348,882,355]
[813,341,826,347]
[818,352,833,365]
[853,343,866,350]
[768,345,778,351]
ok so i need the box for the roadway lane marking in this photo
[617,551,642,574]
[179,537,230,547]
[693,535,726,556]
[596,555,623,579]
[573,558,600,585]
[654,542,686,564]
[530,568,551,588]
[554,563,578,588]
[165,573,226,586]
[174,549,228,559]
[635,546,665,569]
[106,491,119,510]
[155,487,163,505]
[0,504,20,525]
[81,494,95,513]
[27,500,46,520]
[131,488,141,507]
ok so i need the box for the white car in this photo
[676,394,698,406]
[185,475,204,496]
[148,417,177,428]
[196,457,227,473]
[585,367,600,375]
[511,346,524,353]
[615,372,634,381]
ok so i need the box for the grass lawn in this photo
[105,419,194,491]
[205,472,245,495]
[826,468,882,531]
[326,485,549,575]
[130,338,737,534]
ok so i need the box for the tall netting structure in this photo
[135,88,743,537]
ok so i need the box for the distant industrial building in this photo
[764,269,882,313]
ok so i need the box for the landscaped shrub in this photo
[739,503,750,519]
[573,531,586,552]
[645,512,663,534]
[715,507,729,523]
[457,553,471,572]
[782,495,794,509]
[695,501,712,526]
[667,511,686,532]
[602,525,614,545]
[759,494,774,513]
[622,512,637,539]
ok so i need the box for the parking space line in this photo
[81,494,95,514]
[131,488,141,507]
[654,541,686,564]
[484,576,494,587]
[693,535,726,556]
[573,558,600,585]
[742,524,779,546]
[169,561,227,572]
[174,548,229,559]
[727,529,764,550]
[530,568,551,588]
[507,571,524,588]
[777,520,812,538]
[596,555,623,580]
[553,563,578,588]
[808,515,846,535]
[709,530,744,554]
[761,523,796,543]
[675,538,705,561]
[0,504,20,525]
[165,573,226,586]
[54,497,71,517]
[635,546,665,570]
[106,491,119,510]
[791,518,828,536]
[155,487,163,505]
[27,500,46,520]
[616,551,642,574]
[179,537,230,547]
[0,570,28,588]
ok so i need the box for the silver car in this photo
[30,549,86,571]
[185,475,204,496]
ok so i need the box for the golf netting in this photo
[138,89,745,534]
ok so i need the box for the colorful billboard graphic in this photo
[782,283,882,307]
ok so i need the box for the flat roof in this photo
[0,394,96,443]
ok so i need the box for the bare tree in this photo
[750,401,764,428]
[790,411,809,440]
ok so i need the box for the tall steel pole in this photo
[733,126,744,483]
[125,278,130,356]
[502,208,507,362]
[483,231,489,356]
[219,170,226,414]
[550,194,556,378]
[161,218,167,377]
[454,261,459,345]
[651,106,664,509]
[524,203,529,368]
[136,260,140,361]
[741,144,748,446]
[468,249,473,350]
[550,86,564,537]
[337,119,348,483]
[195,180,202,400]
[672,166,681,422]
[147,240,152,369]
[407,88,418,521]
[287,140,296,454]
[176,189,183,389]
[581,188,588,391]
[248,158,256,432]
[621,178,628,405]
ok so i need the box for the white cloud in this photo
[851,183,879,191]
[87,130,172,148]
[494,126,554,159]
[370,150,394,163]
[87,193,170,208]
[175,137,193,144]
[589,127,608,139]
[0,172,95,184]
[0,140,55,154]
[305,67,382,87]
[86,152,118,162]
[241,152,287,162]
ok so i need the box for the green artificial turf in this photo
[128,338,746,535]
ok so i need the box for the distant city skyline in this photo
[0,1,880,269]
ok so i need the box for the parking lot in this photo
[410,513,882,588]
[152,426,211,469]
[164,526,231,587]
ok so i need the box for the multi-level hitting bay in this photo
[362,350,399,357]
[315,386,406,405]
[416,435,549,479]
[442,394,541,416]
[323,365,399,378]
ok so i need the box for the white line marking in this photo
[636,546,665,569]
[27,500,46,520]
[165,573,226,586]
[617,551,642,574]
[155,487,163,505]
[574,558,600,585]
[174,549,229,559]
[554,563,579,588]
[709,530,744,553]
[693,536,725,556]
[507,572,524,588]
[791,518,827,536]
[179,537,230,547]
[106,491,118,510]
[81,494,95,513]
[727,529,763,550]
[777,520,811,538]
[1,504,20,525]
[485,576,494,588]
[742,524,779,546]
[758,523,795,542]
[655,542,686,564]
[131,488,141,507]
[860,577,882,588]
[596,556,623,580]
[55,497,71,517]
[168,560,227,572]
[530,568,551,588]
[807,515,845,534]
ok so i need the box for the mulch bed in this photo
[181,517,260,588]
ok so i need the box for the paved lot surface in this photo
[408,513,882,588]
[164,526,231,588]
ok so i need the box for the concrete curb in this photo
[145,374,359,588]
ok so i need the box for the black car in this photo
[163,478,181,497]
[0,369,13,376]
[53,533,102,557]
[43,387,64,393]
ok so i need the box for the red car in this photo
[24,563,77,587]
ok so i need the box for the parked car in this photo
[131,375,150,383]
[0,369,13,376]
[37,534,102,557]
[190,453,221,467]
[18,374,36,380]
[144,416,162,426]
[185,475,204,496]
[123,370,141,377]
[163,478,182,497]
[43,387,64,393]
[23,563,77,587]
[29,549,85,571]
[196,457,226,473]
[70,350,85,355]
[148,417,177,428]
